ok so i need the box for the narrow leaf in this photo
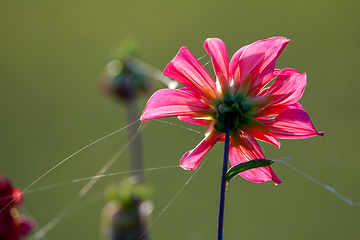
[226,159,274,183]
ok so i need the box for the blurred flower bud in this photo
[101,177,153,240]
[0,176,34,240]
[100,38,154,102]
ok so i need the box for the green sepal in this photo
[214,121,227,133]
[223,94,232,105]
[237,114,253,127]
[226,159,274,183]
[239,101,254,114]
[233,92,245,104]
[231,102,243,116]
[218,104,232,114]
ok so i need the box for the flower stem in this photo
[217,124,230,240]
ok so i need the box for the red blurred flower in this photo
[0,176,33,240]
[141,37,323,184]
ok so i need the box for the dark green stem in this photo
[217,124,230,240]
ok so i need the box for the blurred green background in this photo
[1,0,359,239]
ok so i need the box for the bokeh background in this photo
[1,1,359,239]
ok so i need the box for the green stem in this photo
[217,124,230,240]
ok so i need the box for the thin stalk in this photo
[125,98,144,182]
[217,124,230,240]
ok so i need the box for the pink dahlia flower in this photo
[141,37,323,184]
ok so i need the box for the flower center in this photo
[213,94,254,133]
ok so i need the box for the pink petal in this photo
[178,116,211,126]
[248,59,277,96]
[260,109,324,138]
[204,38,229,91]
[140,89,211,122]
[229,45,247,88]
[267,68,306,106]
[248,131,281,148]
[259,102,303,117]
[237,132,265,159]
[228,133,281,184]
[237,37,290,91]
[180,131,221,170]
[164,47,216,99]
[272,69,282,77]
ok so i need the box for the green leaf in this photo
[226,159,274,183]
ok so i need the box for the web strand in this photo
[137,157,208,240]
[274,159,359,206]
[29,119,204,239]
[22,166,178,196]
[0,120,140,214]
[153,119,201,134]
[151,121,359,207]
[29,121,146,239]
